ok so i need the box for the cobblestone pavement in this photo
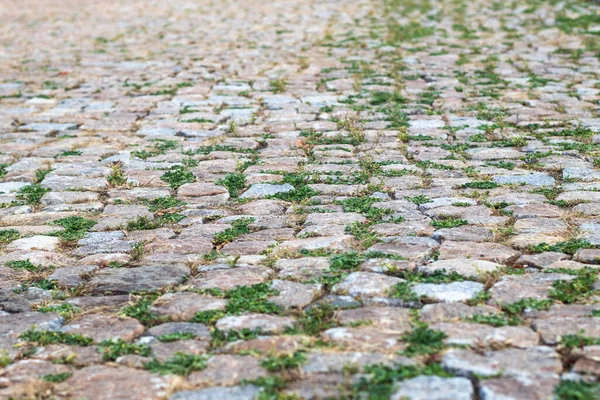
[1,0,600,398]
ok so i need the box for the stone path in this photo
[1,0,600,398]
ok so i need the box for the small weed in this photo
[351,363,452,399]
[37,303,81,319]
[466,313,523,327]
[42,372,72,382]
[405,195,431,205]
[431,217,468,229]
[0,351,11,367]
[144,353,208,376]
[267,173,318,202]
[6,260,39,271]
[157,332,197,342]
[0,229,19,244]
[192,310,226,325]
[400,322,447,357]
[501,298,553,315]
[210,328,262,347]
[285,302,337,336]
[416,161,454,170]
[243,376,287,399]
[217,172,246,198]
[160,166,195,189]
[35,168,52,183]
[335,197,396,222]
[397,269,467,284]
[269,79,287,93]
[485,161,515,170]
[313,252,364,290]
[20,329,93,346]
[451,202,472,207]
[346,221,380,249]
[99,339,151,361]
[213,218,254,245]
[369,91,407,106]
[126,216,162,231]
[17,184,49,205]
[224,283,280,315]
[58,150,82,157]
[549,268,598,304]
[193,283,280,325]
[52,216,96,241]
[389,282,420,302]
[529,240,595,256]
[559,332,600,350]
[107,164,127,186]
[462,181,499,189]
[147,196,185,212]
[261,351,307,372]
[121,294,167,326]
[554,380,600,400]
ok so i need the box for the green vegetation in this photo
[0,229,19,244]
[42,372,72,382]
[157,332,197,342]
[107,164,127,186]
[549,268,598,304]
[400,322,447,357]
[389,282,420,302]
[335,197,399,222]
[52,216,96,240]
[554,380,600,400]
[6,260,39,271]
[222,283,280,314]
[99,339,151,361]
[284,302,336,336]
[352,362,452,399]
[144,353,208,376]
[466,312,523,327]
[17,184,49,205]
[147,196,185,212]
[559,332,600,349]
[431,217,468,229]
[260,351,307,372]
[35,168,52,183]
[19,329,93,346]
[269,79,287,93]
[160,165,195,189]
[121,294,166,326]
[185,145,257,156]
[369,91,407,106]
[210,328,263,347]
[312,252,364,290]
[126,216,162,230]
[192,283,280,325]
[529,240,595,256]
[37,303,81,319]
[217,172,246,198]
[0,351,11,368]
[58,150,82,157]
[405,195,432,205]
[501,298,553,315]
[267,173,318,202]
[462,181,499,189]
[213,218,254,245]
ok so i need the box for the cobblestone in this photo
[1,0,600,397]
